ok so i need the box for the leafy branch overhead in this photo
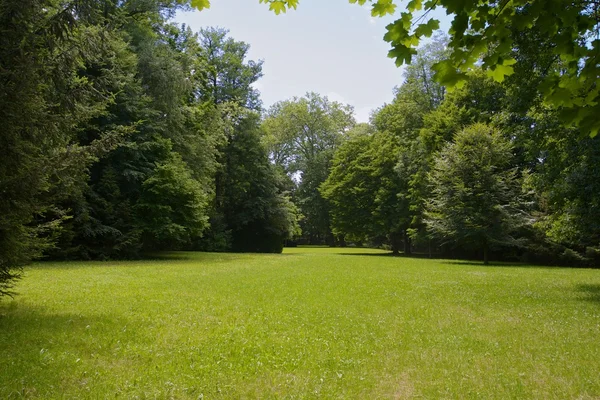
[191,0,600,137]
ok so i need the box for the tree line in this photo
[312,34,598,266]
[0,0,300,296]
[1,0,599,297]
[263,33,600,266]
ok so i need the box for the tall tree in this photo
[0,0,143,291]
[218,110,301,252]
[425,124,530,264]
[197,27,263,110]
[399,33,449,111]
[51,6,219,259]
[263,93,355,244]
[320,125,378,244]
[322,36,449,253]
[521,107,600,260]
[193,28,298,252]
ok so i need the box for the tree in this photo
[370,39,448,253]
[320,125,378,244]
[322,36,450,254]
[193,28,298,253]
[419,69,507,154]
[321,122,416,254]
[263,93,355,173]
[197,27,263,110]
[0,0,143,292]
[425,124,530,264]
[49,5,220,260]
[398,33,449,111]
[135,153,210,250]
[262,93,355,244]
[218,111,300,253]
[520,107,600,260]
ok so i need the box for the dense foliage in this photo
[425,124,530,264]
[0,0,298,295]
[262,93,355,245]
[2,1,600,296]
[321,33,600,264]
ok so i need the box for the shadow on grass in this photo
[338,251,476,261]
[146,251,296,261]
[338,251,470,260]
[439,260,584,269]
[338,252,568,269]
[33,251,297,270]
[338,252,396,257]
[143,251,201,261]
[577,284,600,304]
[0,302,128,395]
[0,302,125,346]
[441,260,528,267]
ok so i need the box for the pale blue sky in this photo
[176,1,451,122]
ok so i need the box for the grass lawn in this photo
[1,248,600,399]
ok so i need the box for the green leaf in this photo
[383,17,411,43]
[546,87,575,107]
[190,0,210,11]
[432,60,468,89]
[372,0,397,17]
[414,19,440,38]
[450,12,469,38]
[388,44,417,66]
[485,63,514,83]
[401,35,420,48]
[407,0,422,11]
[579,109,600,138]
[269,1,287,14]
[502,58,517,66]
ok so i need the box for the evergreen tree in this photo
[425,124,531,264]
[0,0,139,291]
[220,111,300,253]
[196,28,298,253]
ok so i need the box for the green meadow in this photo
[1,247,599,399]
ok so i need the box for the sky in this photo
[176,1,451,123]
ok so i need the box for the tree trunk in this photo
[327,231,335,247]
[403,231,412,255]
[483,241,489,265]
[391,232,401,256]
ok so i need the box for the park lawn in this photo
[1,248,599,399]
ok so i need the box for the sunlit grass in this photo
[1,248,599,398]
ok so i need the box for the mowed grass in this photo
[1,248,600,399]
